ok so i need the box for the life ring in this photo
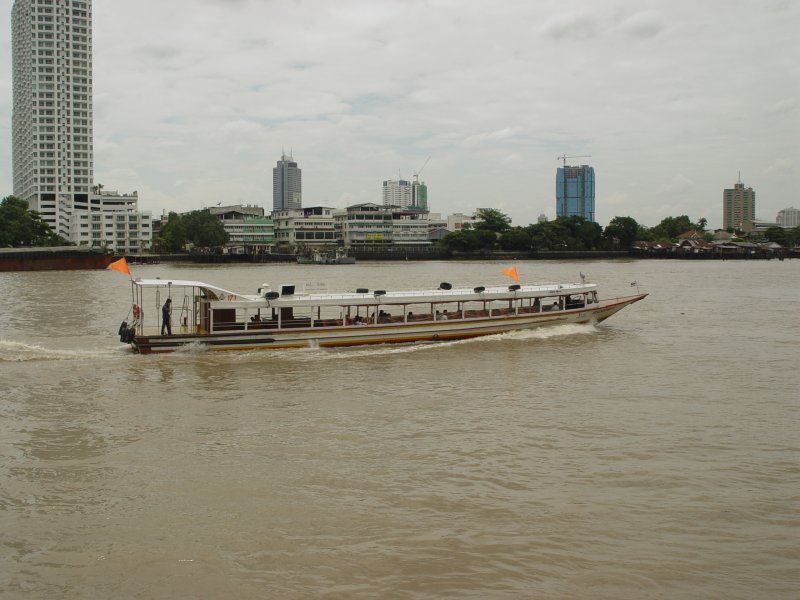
[132,304,141,319]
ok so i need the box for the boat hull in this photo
[130,294,646,354]
[0,247,115,272]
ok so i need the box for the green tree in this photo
[440,228,497,251]
[786,226,800,247]
[0,195,67,247]
[475,208,512,233]
[527,216,602,250]
[153,212,187,253]
[651,215,694,240]
[764,227,787,245]
[183,210,229,248]
[499,227,532,251]
[604,216,640,248]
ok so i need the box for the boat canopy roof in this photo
[133,278,597,307]
[272,282,597,307]
[133,278,245,301]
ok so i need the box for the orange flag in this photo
[108,257,131,276]
[501,266,519,282]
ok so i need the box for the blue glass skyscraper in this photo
[556,165,595,222]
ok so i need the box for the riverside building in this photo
[12,0,94,238]
[723,176,756,230]
[335,203,430,248]
[72,190,152,253]
[209,205,274,253]
[273,153,302,210]
[556,164,595,222]
[272,206,336,250]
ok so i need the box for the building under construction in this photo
[556,163,595,222]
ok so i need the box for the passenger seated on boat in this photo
[407,311,413,321]
[440,310,449,320]
[533,298,541,312]
[550,302,559,311]
[565,295,585,309]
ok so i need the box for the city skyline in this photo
[0,0,798,230]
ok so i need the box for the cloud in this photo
[540,10,600,40]
[461,128,517,148]
[617,11,665,39]
[764,159,793,176]
[767,98,798,116]
[658,175,696,196]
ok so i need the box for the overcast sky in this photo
[1,0,798,229]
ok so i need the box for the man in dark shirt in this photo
[161,298,172,335]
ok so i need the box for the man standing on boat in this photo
[161,298,172,335]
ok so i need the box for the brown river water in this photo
[0,259,797,599]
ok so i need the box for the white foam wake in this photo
[248,322,600,363]
[0,339,129,362]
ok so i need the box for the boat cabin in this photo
[129,279,599,336]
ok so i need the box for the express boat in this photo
[117,277,647,354]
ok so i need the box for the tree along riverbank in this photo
[122,248,796,263]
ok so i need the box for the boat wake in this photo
[487,322,598,342]
[0,339,128,363]
[257,322,600,363]
[173,341,211,355]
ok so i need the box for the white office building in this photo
[67,190,151,252]
[776,207,800,228]
[382,179,413,209]
[12,0,94,238]
[447,212,479,231]
[335,203,430,248]
[272,206,337,249]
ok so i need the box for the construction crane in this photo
[557,154,591,167]
[413,156,431,183]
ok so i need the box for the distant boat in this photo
[297,250,356,265]
[0,246,115,272]
[117,276,647,354]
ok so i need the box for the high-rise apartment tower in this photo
[382,179,412,208]
[273,153,302,210]
[12,0,94,237]
[556,164,595,222]
[723,175,755,230]
[776,207,800,228]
